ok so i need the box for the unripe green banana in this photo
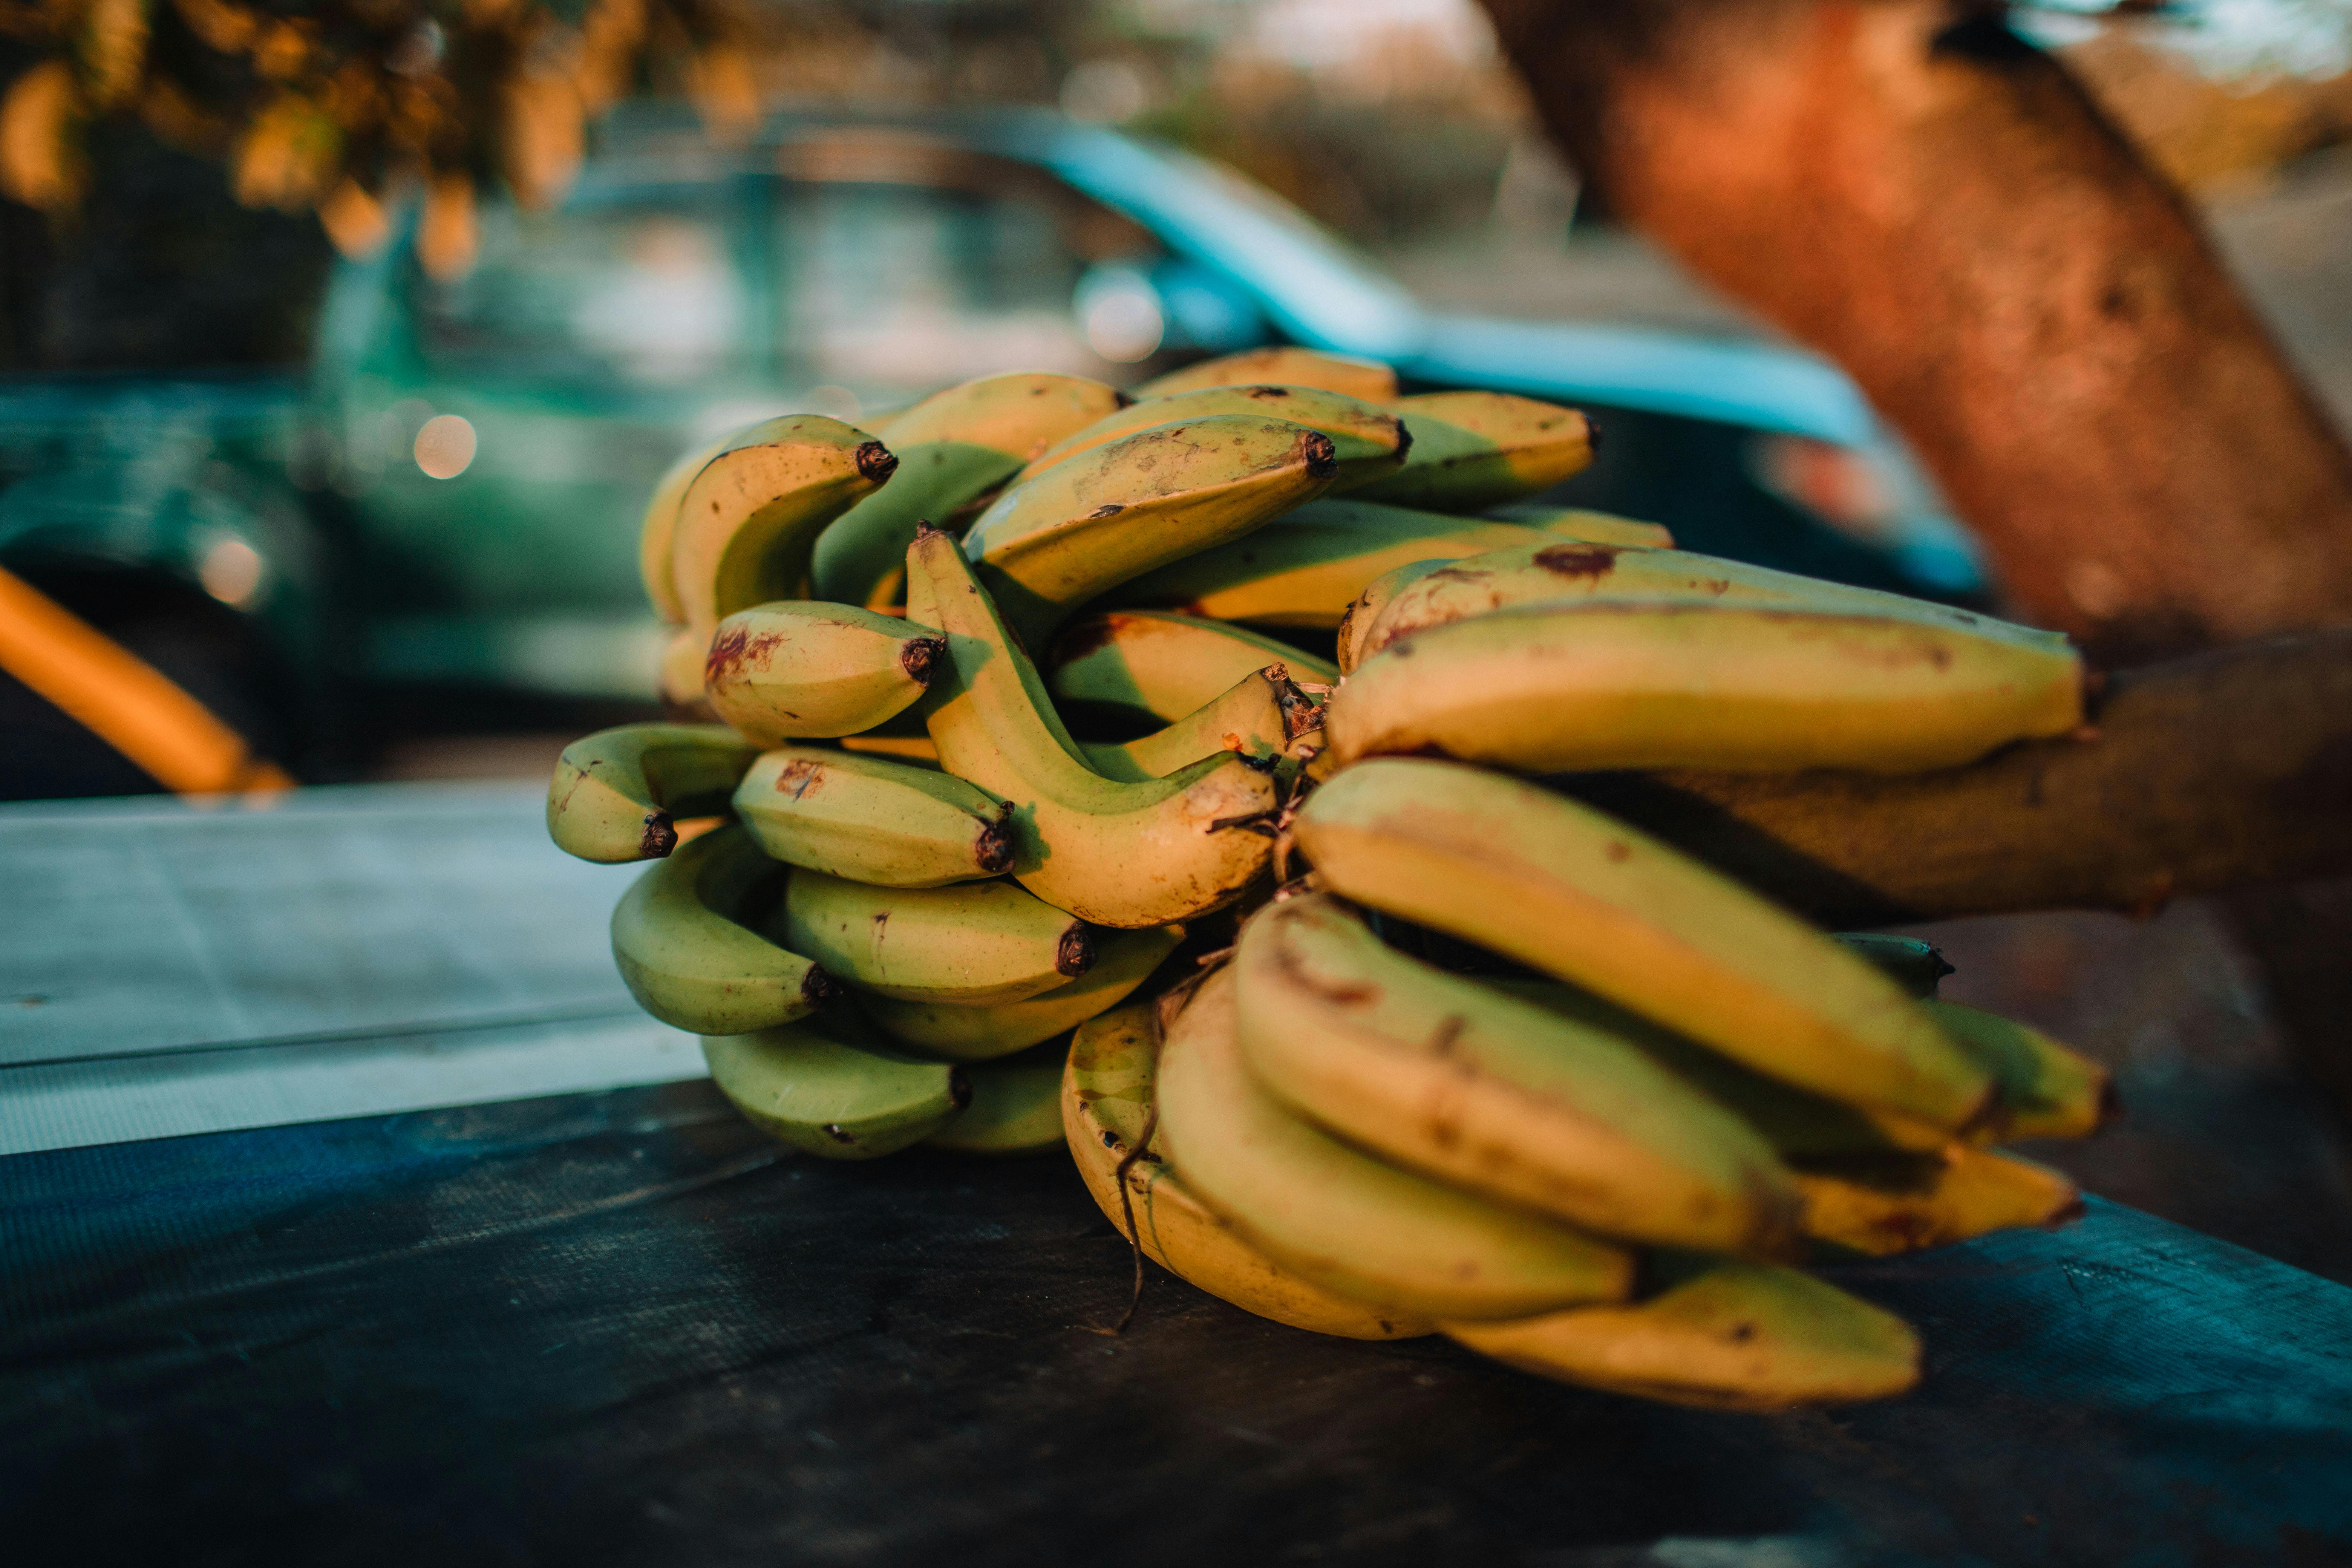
[812,372,1129,610]
[1078,669,1311,782]
[1485,501,1675,548]
[671,415,897,638]
[704,1009,967,1159]
[1326,602,2086,776]
[923,1038,1070,1154]
[1831,934,1954,1000]
[1923,1000,2118,1140]
[1344,390,1594,511]
[1294,760,1998,1132]
[548,722,761,863]
[700,602,946,743]
[733,746,1012,888]
[1235,893,1802,1256]
[610,824,833,1034]
[1010,385,1406,488]
[857,923,1183,1060]
[1135,347,1397,403]
[1446,1258,1920,1409]
[1793,1147,2082,1258]
[962,415,1340,644]
[1156,967,1634,1321]
[903,530,1280,928]
[1049,610,1335,724]
[778,866,1095,1006]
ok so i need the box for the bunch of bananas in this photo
[548,345,2114,1409]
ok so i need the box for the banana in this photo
[1924,1000,2117,1141]
[1794,1147,2082,1257]
[778,866,1095,1006]
[1156,967,1634,1320]
[924,1038,1071,1154]
[657,625,713,709]
[1134,347,1397,403]
[733,746,1012,888]
[1077,669,1309,782]
[903,529,1279,928]
[1293,760,1998,1132]
[1325,602,2086,776]
[548,722,762,863]
[671,415,897,638]
[701,602,946,743]
[812,372,1129,610]
[1485,501,1675,548]
[1830,934,1954,1000]
[640,430,742,625]
[1048,610,1336,724]
[1235,893,1801,1255]
[1010,385,1406,488]
[1337,559,1449,675]
[1446,1258,1920,1409]
[1064,1003,1435,1340]
[1344,390,1594,511]
[704,1009,967,1159]
[858,923,1184,1060]
[610,824,833,1034]
[961,416,1340,644]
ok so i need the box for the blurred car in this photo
[0,106,1984,795]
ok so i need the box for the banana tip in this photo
[1057,923,1098,978]
[856,440,899,482]
[639,812,678,858]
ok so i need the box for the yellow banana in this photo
[1134,347,1397,403]
[1234,893,1801,1255]
[903,529,1279,928]
[778,866,1094,1006]
[657,625,714,709]
[1156,967,1634,1320]
[1446,1259,1920,1410]
[962,415,1340,644]
[1794,1147,2082,1257]
[640,430,742,625]
[610,824,833,1034]
[1293,760,1998,1132]
[1077,669,1309,782]
[1830,934,1953,1000]
[1344,390,1593,511]
[1064,1003,1434,1340]
[704,1009,967,1159]
[924,1038,1070,1154]
[1325,602,2086,776]
[671,415,897,638]
[1048,610,1335,724]
[1009,385,1406,488]
[858,923,1183,1060]
[1485,501,1675,548]
[1924,1001,2117,1141]
[1336,559,1449,675]
[733,746,1012,888]
[548,722,761,863]
[701,602,946,743]
[812,372,1128,610]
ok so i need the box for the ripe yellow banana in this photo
[1156,967,1634,1320]
[1049,610,1336,724]
[962,416,1339,644]
[1077,669,1309,782]
[1794,1147,2082,1257]
[924,1038,1070,1154]
[812,372,1129,610]
[1134,347,1397,403]
[733,746,1012,888]
[1235,893,1801,1255]
[1446,1258,1920,1409]
[640,429,743,625]
[1293,760,1998,1132]
[671,415,897,638]
[609,824,833,1034]
[700,602,946,743]
[857,923,1183,1060]
[1064,1002,1435,1340]
[1924,1000,2117,1141]
[548,722,761,863]
[657,625,714,709]
[903,529,1279,928]
[1336,559,1449,674]
[778,866,1094,1006]
[1830,934,1954,1000]
[1485,501,1674,548]
[704,1009,967,1159]
[1325,603,2086,776]
[1344,390,1593,511]
[1010,385,1406,488]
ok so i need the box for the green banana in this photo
[548,722,762,863]
[1924,1000,2117,1140]
[857,923,1184,1060]
[1446,1257,1921,1409]
[671,415,897,638]
[1344,390,1594,511]
[812,372,1129,610]
[701,602,946,742]
[1325,602,2086,776]
[902,528,1280,928]
[1077,669,1310,782]
[1234,893,1801,1255]
[923,1038,1071,1154]
[610,824,833,1034]
[1135,347,1397,404]
[1156,966,1634,1320]
[1831,934,1954,1000]
[1484,501,1674,547]
[1293,760,1998,1132]
[1794,1147,2082,1258]
[732,746,1012,888]
[1336,559,1450,675]
[961,416,1340,645]
[704,1008,967,1159]
[1010,384,1406,488]
[778,866,1095,1006]
[1048,610,1336,724]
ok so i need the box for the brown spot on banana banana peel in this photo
[775,758,822,798]
[1534,543,1620,580]
[704,624,786,688]
[854,440,899,482]
[1056,924,1098,978]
